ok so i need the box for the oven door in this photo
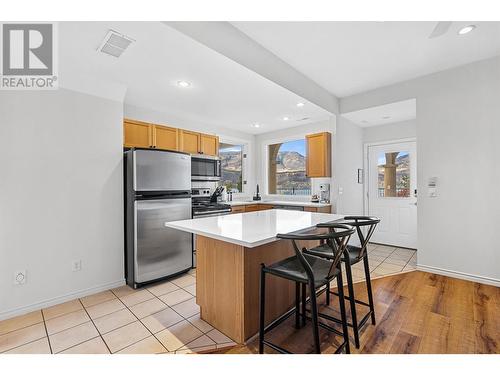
[191,156,221,181]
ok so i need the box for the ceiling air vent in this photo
[97,30,135,58]
[296,117,310,122]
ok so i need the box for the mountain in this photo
[277,151,305,172]
[220,151,242,171]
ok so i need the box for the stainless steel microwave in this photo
[191,154,221,181]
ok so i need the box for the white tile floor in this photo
[0,269,236,354]
[0,245,416,354]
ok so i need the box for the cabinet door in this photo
[244,204,260,212]
[230,206,246,214]
[200,134,219,156]
[179,130,201,154]
[306,132,331,177]
[124,119,152,148]
[258,204,274,211]
[153,125,178,151]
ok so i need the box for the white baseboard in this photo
[417,264,500,287]
[0,279,126,321]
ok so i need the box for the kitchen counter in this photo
[224,200,332,208]
[164,209,344,343]
[165,209,343,247]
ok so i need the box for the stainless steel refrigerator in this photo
[125,148,192,288]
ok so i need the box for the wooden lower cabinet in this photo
[230,204,331,214]
[304,206,331,213]
[230,206,246,214]
[243,204,260,212]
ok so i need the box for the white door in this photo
[367,141,417,249]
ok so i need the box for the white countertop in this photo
[225,200,332,208]
[165,209,344,248]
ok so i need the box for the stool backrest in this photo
[276,224,355,283]
[341,216,380,259]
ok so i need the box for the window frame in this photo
[218,137,249,196]
[263,134,312,198]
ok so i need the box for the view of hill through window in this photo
[219,143,243,193]
[268,139,311,195]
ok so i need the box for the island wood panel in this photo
[244,204,261,212]
[195,235,317,343]
[230,206,246,214]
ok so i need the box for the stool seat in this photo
[264,254,339,287]
[305,244,364,265]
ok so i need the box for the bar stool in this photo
[258,223,355,354]
[304,216,380,349]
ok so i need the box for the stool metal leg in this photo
[308,281,321,354]
[301,283,306,327]
[295,282,300,329]
[363,256,376,325]
[325,281,330,305]
[259,265,266,354]
[336,270,350,354]
[345,260,360,349]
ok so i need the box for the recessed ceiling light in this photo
[252,123,260,128]
[177,80,191,88]
[458,25,476,35]
[283,116,289,121]
[296,102,305,107]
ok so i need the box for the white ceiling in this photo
[58,22,332,135]
[342,99,416,127]
[232,21,500,97]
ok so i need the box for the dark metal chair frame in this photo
[305,216,380,349]
[258,223,355,354]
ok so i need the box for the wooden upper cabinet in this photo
[153,125,178,151]
[306,132,331,177]
[123,119,152,148]
[200,134,219,156]
[179,130,201,154]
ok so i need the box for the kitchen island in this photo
[165,209,344,343]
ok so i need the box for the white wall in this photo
[0,89,125,319]
[334,118,364,215]
[341,56,500,285]
[362,119,416,143]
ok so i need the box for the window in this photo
[268,139,311,195]
[219,143,243,193]
[377,151,410,197]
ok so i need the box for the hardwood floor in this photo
[221,271,499,354]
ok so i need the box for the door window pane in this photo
[268,139,311,195]
[377,151,410,197]
[219,143,243,193]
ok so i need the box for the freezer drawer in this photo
[134,198,192,284]
[133,149,191,192]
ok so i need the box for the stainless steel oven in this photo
[191,154,221,181]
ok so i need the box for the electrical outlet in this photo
[72,260,82,272]
[14,270,26,285]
